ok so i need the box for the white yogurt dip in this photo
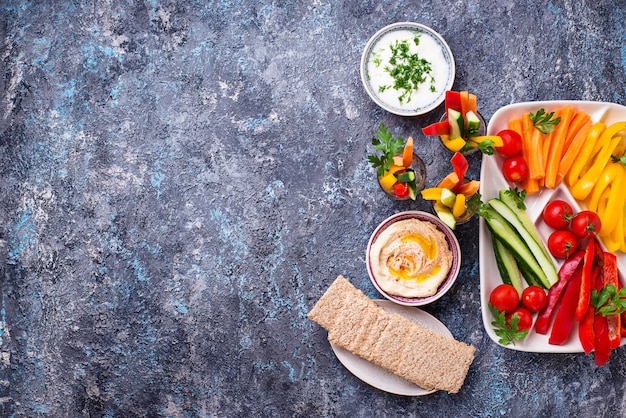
[366,28,451,113]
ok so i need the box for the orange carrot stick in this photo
[523,115,545,180]
[545,106,576,188]
[564,111,591,150]
[468,93,477,114]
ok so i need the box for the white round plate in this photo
[330,299,452,396]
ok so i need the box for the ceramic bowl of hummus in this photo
[366,211,461,306]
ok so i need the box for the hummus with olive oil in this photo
[370,218,453,297]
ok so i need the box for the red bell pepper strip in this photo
[575,238,595,321]
[421,121,450,136]
[549,268,583,345]
[593,272,611,365]
[594,314,611,365]
[602,252,621,349]
[579,304,596,355]
[535,250,585,334]
[445,90,463,113]
[450,152,468,192]
[579,265,599,354]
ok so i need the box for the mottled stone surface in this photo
[1,1,625,416]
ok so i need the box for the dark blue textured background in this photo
[1,1,625,416]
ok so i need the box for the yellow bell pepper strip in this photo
[601,164,626,234]
[468,135,504,148]
[420,187,443,201]
[585,162,621,213]
[569,123,626,200]
[452,194,466,218]
[565,122,605,187]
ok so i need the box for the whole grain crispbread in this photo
[308,275,475,394]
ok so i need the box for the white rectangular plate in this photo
[480,100,626,352]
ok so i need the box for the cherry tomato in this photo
[570,210,602,239]
[495,129,523,157]
[502,156,529,183]
[547,229,579,259]
[489,284,519,313]
[393,182,409,199]
[521,286,548,312]
[542,200,574,230]
[506,307,533,331]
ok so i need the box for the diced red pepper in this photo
[602,252,621,349]
[422,121,450,136]
[549,268,583,345]
[445,90,463,113]
[575,239,595,321]
[593,271,611,365]
[535,250,585,334]
[450,152,468,193]
[579,304,596,355]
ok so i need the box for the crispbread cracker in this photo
[308,275,475,394]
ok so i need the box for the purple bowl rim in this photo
[366,210,461,306]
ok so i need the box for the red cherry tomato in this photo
[393,182,409,199]
[502,156,529,183]
[506,307,533,331]
[547,230,579,259]
[571,210,602,239]
[542,200,574,230]
[521,286,548,312]
[495,129,523,157]
[489,284,520,313]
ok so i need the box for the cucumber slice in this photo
[498,189,551,261]
[492,237,524,296]
[465,111,481,138]
[447,108,464,139]
[395,170,416,183]
[480,205,548,288]
[488,198,558,288]
[434,202,456,230]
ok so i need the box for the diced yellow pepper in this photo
[379,171,398,192]
[441,135,467,152]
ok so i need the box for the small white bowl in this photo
[366,211,461,306]
[360,22,455,116]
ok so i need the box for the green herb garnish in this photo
[529,108,561,134]
[377,31,435,105]
[591,284,626,317]
[503,187,527,210]
[489,303,528,346]
[368,123,405,177]
[466,193,492,219]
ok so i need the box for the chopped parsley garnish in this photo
[375,31,435,105]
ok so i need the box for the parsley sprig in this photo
[460,138,497,156]
[368,123,405,177]
[591,285,626,317]
[489,303,529,346]
[529,108,561,134]
[503,187,527,210]
[466,193,492,219]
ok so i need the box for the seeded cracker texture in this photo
[307,275,475,394]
